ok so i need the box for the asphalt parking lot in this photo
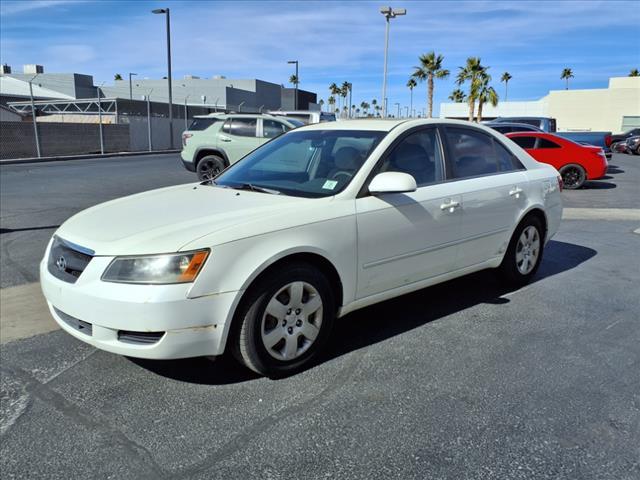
[1,153,639,479]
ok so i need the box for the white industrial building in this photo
[440,77,640,134]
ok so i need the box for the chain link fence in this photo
[0,98,245,160]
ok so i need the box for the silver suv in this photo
[181,113,302,180]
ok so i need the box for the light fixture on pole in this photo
[151,8,174,148]
[287,60,299,110]
[380,6,406,118]
[128,73,137,100]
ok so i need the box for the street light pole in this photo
[128,72,137,100]
[152,8,173,148]
[287,60,299,110]
[380,6,406,118]
[395,102,400,118]
[28,74,41,158]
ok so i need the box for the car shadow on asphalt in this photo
[581,181,616,189]
[130,240,597,385]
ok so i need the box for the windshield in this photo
[214,130,386,198]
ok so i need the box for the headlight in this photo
[101,250,209,284]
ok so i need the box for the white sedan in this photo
[40,119,562,376]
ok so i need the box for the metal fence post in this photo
[28,77,41,158]
[97,86,104,154]
[146,92,153,151]
[184,95,189,131]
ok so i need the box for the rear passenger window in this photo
[537,138,561,149]
[228,117,257,137]
[495,141,524,172]
[445,128,499,179]
[377,129,444,187]
[511,136,537,149]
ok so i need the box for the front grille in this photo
[54,307,93,336]
[117,330,165,345]
[47,236,93,284]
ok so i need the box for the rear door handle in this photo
[509,187,523,198]
[219,136,232,142]
[440,200,460,212]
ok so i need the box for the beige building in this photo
[439,76,640,134]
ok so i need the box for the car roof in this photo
[193,113,275,119]
[485,121,542,128]
[299,118,487,132]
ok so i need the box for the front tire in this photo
[498,216,544,287]
[232,263,335,377]
[196,155,226,181]
[559,164,586,189]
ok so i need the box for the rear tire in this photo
[559,164,586,189]
[231,263,335,377]
[196,155,226,181]
[498,215,544,288]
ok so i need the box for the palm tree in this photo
[289,74,299,87]
[500,72,512,101]
[374,104,381,116]
[456,57,487,122]
[406,78,417,118]
[411,51,450,118]
[448,89,466,103]
[360,101,370,116]
[329,83,340,110]
[629,68,640,77]
[476,74,499,122]
[114,73,123,81]
[340,81,351,117]
[561,68,574,90]
[319,99,325,111]
[328,96,336,113]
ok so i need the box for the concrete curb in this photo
[0,149,181,166]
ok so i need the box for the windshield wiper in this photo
[229,183,281,195]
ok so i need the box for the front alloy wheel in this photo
[232,263,335,377]
[261,281,323,361]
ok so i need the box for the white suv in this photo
[180,113,302,180]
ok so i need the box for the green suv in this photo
[181,113,302,180]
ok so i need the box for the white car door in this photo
[355,127,463,299]
[441,126,528,269]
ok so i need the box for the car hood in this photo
[55,183,312,256]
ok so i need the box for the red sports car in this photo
[506,132,608,189]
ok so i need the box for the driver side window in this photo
[377,128,444,187]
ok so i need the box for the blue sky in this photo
[1,0,639,115]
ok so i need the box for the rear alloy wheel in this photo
[559,164,586,189]
[232,263,335,377]
[196,155,226,181]
[498,216,544,287]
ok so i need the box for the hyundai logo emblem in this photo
[55,256,67,272]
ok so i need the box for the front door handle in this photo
[440,200,460,213]
[509,187,523,198]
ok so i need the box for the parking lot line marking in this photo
[562,208,640,221]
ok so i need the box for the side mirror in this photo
[368,172,417,195]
